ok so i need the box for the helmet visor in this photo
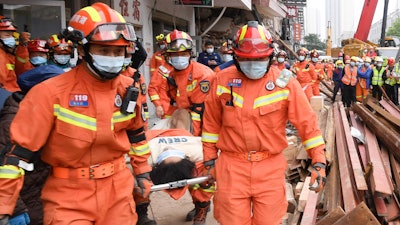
[167,39,193,52]
[235,38,270,53]
[0,18,17,31]
[88,23,136,42]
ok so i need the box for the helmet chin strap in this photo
[83,44,121,80]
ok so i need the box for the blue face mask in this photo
[54,54,71,65]
[30,56,47,66]
[298,56,305,61]
[365,63,370,67]
[2,37,16,48]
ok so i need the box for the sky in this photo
[305,0,399,40]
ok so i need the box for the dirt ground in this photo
[148,191,219,225]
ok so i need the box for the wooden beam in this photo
[339,103,368,191]
[365,97,400,128]
[349,111,367,170]
[316,207,345,225]
[332,202,380,225]
[300,189,319,225]
[333,103,358,212]
[364,125,393,195]
[379,98,400,120]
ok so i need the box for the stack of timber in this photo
[283,83,400,224]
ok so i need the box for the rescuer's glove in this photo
[200,159,216,189]
[0,215,9,225]
[309,162,326,193]
[134,172,153,198]
[9,212,30,225]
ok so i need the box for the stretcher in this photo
[150,176,209,192]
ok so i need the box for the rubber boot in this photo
[136,203,157,225]
[193,201,211,225]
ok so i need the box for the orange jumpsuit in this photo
[0,64,151,225]
[0,47,20,92]
[311,61,325,96]
[146,129,213,202]
[14,45,34,76]
[148,63,177,118]
[202,66,326,225]
[149,50,166,78]
[292,60,317,100]
[275,62,286,71]
[156,61,215,136]
[325,62,334,80]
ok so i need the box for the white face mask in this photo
[159,44,166,50]
[350,62,356,67]
[123,57,132,67]
[365,63,370,67]
[222,54,233,62]
[169,56,190,70]
[238,60,268,80]
[54,54,71,65]
[90,53,124,74]
[277,57,285,63]
[206,48,214,54]
[311,57,318,63]
[298,56,305,61]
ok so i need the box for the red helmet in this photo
[28,40,49,53]
[277,50,287,58]
[165,29,193,53]
[233,21,273,59]
[297,47,308,56]
[47,34,73,54]
[0,16,17,31]
[388,57,395,66]
[310,49,319,58]
[68,2,135,46]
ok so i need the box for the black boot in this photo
[136,203,157,225]
[193,201,211,225]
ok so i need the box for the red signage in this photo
[293,23,302,42]
[286,6,298,18]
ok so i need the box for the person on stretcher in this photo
[147,109,213,220]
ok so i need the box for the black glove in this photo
[134,172,153,198]
[200,159,216,189]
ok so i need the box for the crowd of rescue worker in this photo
[0,3,330,225]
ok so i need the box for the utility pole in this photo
[379,0,389,47]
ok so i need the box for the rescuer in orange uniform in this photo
[154,29,215,136]
[341,56,358,107]
[275,50,289,71]
[0,3,152,225]
[292,47,317,100]
[309,49,325,96]
[325,59,334,81]
[149,33,167,77]
[0,16,20,92]
[201,21,327,225]
[47,34,75,71]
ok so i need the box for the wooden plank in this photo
[380,98,400,120]
[339,104,368,191]
[324,106,335,163]
[348,111,368,171]
[381,146,395,192]
[374,196,388,217]
[364,124,393,195]
[390,154,400,195]
[300,190,319,225]
[385,194,400,223]
[333,103,358,212]
[298,177,312,212]
[316,206,345,225]
[286,182,297,213]
[332,202,380,225]
[366,97,400,128]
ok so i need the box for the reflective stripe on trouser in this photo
[42,168,136,225]
[355,84,369,102]
[213,152,287,225]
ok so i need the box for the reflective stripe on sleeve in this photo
[303,135,325,150]
[129,142,150,156]
[201,132,219,143]
[150,94,160,101]
[191,111,201,122]
[0,165,24,179]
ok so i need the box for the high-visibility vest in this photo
[385,65,398,86]
[342,65,357,86]
[372,67,385,86]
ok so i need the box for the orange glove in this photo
[200,159,216,189]
[134,172,153,198]
[309,163,326,193]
